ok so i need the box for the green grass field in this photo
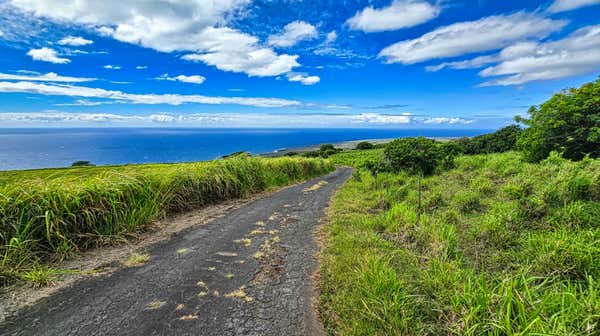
[320,150,599,335]
[0,156,334,285]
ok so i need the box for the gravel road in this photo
[1,167,352,336]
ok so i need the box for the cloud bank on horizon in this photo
[0,0,599,128]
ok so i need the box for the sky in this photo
[0,0,599,129]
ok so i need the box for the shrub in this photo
[320,144,336,152]
[384,137,454,175]
[457,125,522,155]
[516,78,600,162]
[71,160,94,167]
[567,176,593,201]
[356,141,375,150]
[453,191,482,213]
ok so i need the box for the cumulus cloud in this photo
[58,35,93,46]
[479,25,600,86]
[103,65,121,70]
[0,111,475,127]
[346,0,440,33]
[421,117,474,124]
[0,72,95,82]
[54,99,107,106]
[27,47,70,64]
[0,112,231,124]
[379,12,567,64]
[351,113,474,125]
[325,31,337,44]
[425,55,499,72]
[426,24,600,86]
[156,73,206,84]
[0,81,301,108]
[352,113,412,124]
[286,72,320,85]
[136,65,148,70]
[9,0,301,78]
[180,28,301,77]
[548,0,600,13]
[268,21,318,48]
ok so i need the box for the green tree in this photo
[384,137,440,175]
[517,79,600,162]
[71,160,94,167]
[457,125,522,155]
[355,141,374,150]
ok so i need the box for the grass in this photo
[0,155,333,285]
[125,252,150,267]
[320,150,599,335]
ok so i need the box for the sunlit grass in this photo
[321,150,599,335]
[0,156,333,285]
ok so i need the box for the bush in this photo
[71,160,94,167]
[320,144,336,152]
[517,78,600,162]
[457,125,522,155]
[383,137,457,175]
[356,141,374,150]
[453,191,482,213]
[567,176,593,201]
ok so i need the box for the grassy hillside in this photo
[320,150,599,335]
[0,156,334,284]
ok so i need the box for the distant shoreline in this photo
[260,136,459,157]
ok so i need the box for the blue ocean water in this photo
[0,128,491,171]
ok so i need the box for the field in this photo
[0,156,334,284]
[320,150,599,335]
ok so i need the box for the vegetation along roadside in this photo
[319,79,600,335]
[0,155,334,286]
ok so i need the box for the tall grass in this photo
[320,150,599,335]
[0,156,333,284]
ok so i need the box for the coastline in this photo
[260,136,458,157]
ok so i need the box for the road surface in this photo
[1,167,352,336]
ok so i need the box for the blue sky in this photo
[0,0,599,128]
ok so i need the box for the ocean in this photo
[0,128,491,171]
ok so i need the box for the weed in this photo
[0,156,333,283]
[125,253,150,266]
[321,150,600,335]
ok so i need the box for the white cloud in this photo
[379,12,567,64]
[0,81,301,108]
[421,117,474,124]
[180,28,299,77]
[27,47,70,64]
[103,65,121,70]
[136,65,148,70]
[352,113,412,124]
[351,113,473,125]
[268,21,318,47]
[0,111,475,127]
[156,74,206,84]
[548,0,600,13]
[0,112,228,124]
[325,31,337,44]
[479,25,600,86]
[55,99,106,106]
[0,72,95,82]
[346,0,440,33]
[425,55,499,72]
[9,0,300,78]
[286,72,320,85]
[58,35,93,46]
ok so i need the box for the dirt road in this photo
[1,167,352,336]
